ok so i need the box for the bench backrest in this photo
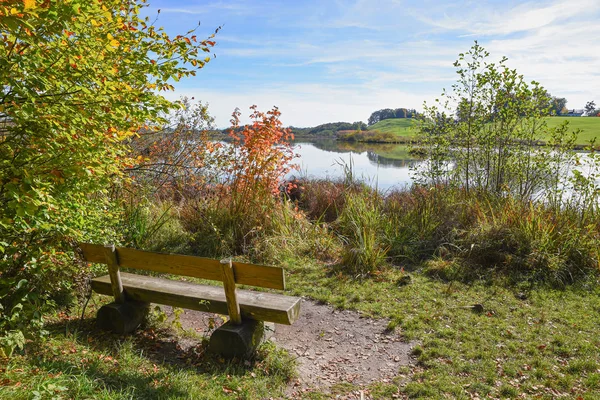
[80,243,285,290]
[79,243,287,325]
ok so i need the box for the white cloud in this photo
[417,0,600,36]
[483,19,600,107]
[156,1,251,16]
[159,0,600,126]
[164,84,437,128]
[410,0,600,108]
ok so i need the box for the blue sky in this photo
[142,0,600,128]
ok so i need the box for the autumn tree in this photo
[0,0,216,355]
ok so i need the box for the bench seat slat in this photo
[80,243,285,290]
[91,273,301,325]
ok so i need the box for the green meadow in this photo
[367,118,416,138]
[542,117,600,144]
[367,117,600,145]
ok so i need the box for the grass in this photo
[5,266,599,399]
[274,183,600,397]
[542,116,600,144]
[0,300,296,400]
[366,116,600,145]
[368,118,417,139]
[3,176,600,398]
[282,257,600,399]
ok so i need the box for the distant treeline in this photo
[368,108,417,125]
[290,121,367,137]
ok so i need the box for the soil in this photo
[159,298,414,398]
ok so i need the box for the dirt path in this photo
[162,298,414,398]
[275,299,414,398]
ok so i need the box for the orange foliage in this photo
[222,105,298,214]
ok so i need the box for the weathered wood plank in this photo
[220,259,241,324]
[91,273,301,325]
[80,243,285,290]
[104,244,125,303]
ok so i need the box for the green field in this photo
[368,117,600,145]
[542,117,600,144]
[367,118,416,137]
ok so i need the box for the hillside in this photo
[368,117,600,145]
[291,121,367,138]
[368,118,417,138]
[289,117,600,145]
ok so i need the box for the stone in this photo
[96,301,149,334]
[209,319,265,358]
[263,322,276,341]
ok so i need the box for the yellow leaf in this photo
[11,7,18,14]
[107,33,114,40]
[23,0,35,10]
[110,39,119,47]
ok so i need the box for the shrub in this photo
[454,196,599,285]
[173,106,298,258]
[0,0,216,353]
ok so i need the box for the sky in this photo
[141,0,600,128]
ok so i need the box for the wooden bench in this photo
[79,243,302,357]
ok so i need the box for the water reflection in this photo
[291,140,420,191]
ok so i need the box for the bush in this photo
[335,188,389,276]
[0,0,216,353]
[296,181,599,285]
[159,106,299,259]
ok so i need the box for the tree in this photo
[585,101,597,116]
[395,108,407,118]
[368,107,415,125]
[0,0,217,354]
[379,108,395,121]
[550,97,568,115]
[368,110,381,125]
[127,97,216,199]
[416,42,569,198]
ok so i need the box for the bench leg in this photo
[208,319,268,358]
[96,301,149,334]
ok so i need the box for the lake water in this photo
[289,140,419,191]
[288,140,600,196]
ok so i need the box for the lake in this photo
[289,140,419,191]
[289,140,600,197]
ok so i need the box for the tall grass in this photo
[380,186,600,285]
[121,199,191,254]
[122,177,598,287]
[335,188,389,276]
